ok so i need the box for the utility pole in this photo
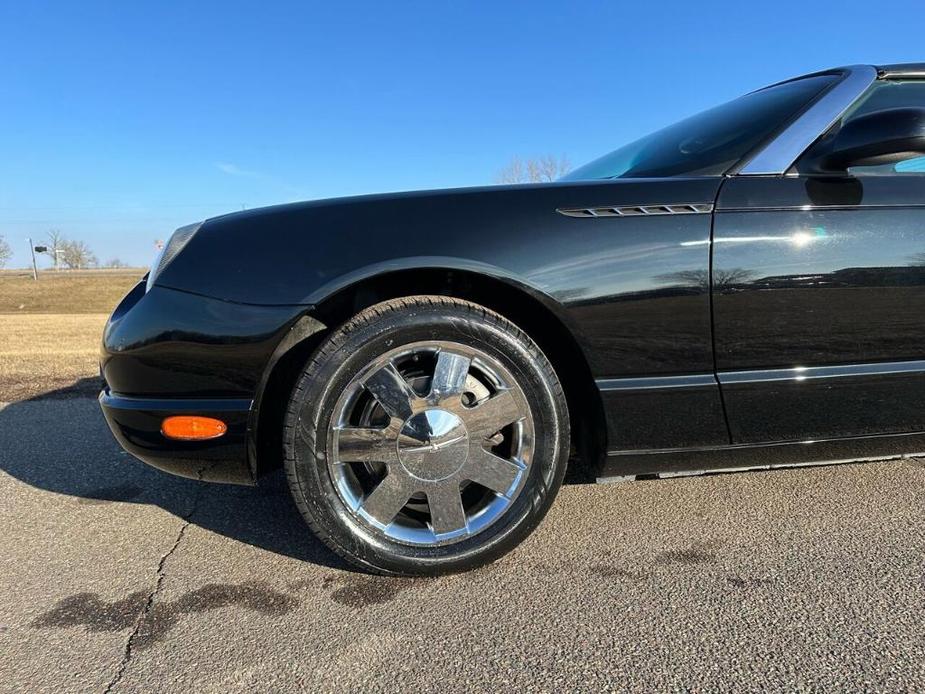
[28,238,39,281]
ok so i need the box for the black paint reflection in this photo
[715,174,925,443]
[714,208,925,369]
[522,215,715,377]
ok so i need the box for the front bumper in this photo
[99,390,254,485]
[99,280,310,485]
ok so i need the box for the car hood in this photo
[154,176,722,305]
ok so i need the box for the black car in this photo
[101,63,925,575]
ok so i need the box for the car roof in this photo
[876,63,925,79]
[758,63,925,94]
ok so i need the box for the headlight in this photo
[146,222,202,292]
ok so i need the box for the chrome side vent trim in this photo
[557,203,713,218]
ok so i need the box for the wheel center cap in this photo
[397,409,469,481]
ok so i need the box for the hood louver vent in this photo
[557,203,713,218]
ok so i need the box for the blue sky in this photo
[2,0,922,268]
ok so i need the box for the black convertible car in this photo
[101,63,925,575]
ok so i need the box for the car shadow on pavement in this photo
[0,378,353,572]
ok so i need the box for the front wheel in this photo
[283,296,570,575]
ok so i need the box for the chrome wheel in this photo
[326,341,535,546]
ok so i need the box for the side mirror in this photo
[818,107,925,171]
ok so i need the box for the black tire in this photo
[283,296,570,576]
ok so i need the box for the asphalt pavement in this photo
[1,396,924,692]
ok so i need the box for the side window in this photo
[797,80,925,175]
[895,155,925,173]
[852,154,925,176]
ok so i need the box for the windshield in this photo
[562,74,840,180]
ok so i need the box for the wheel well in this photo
[255,268,606,482]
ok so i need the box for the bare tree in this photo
[60,239,98,269]
[656,268,755,290]
[714,268,756,288]
[495,155,571,184]
[104,258,129,268]
[656,269,710,290]
[0,235,11,269]
[41,229,66,270]
[909,252,925,266]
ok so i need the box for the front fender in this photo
[154,178,721,379]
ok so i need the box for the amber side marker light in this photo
[161,416,227,441]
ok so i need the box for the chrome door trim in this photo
[596,374,717,391]
[718,359,925,385]
[739,65,878,176]
[597,359,925,392]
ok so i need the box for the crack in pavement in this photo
[103,521,191,693]
[102,467,207,694]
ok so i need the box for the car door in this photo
[713,78,925,444]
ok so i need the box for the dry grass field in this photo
[0,269,143,400]
[0,314,108,400]
[0,268,143,314]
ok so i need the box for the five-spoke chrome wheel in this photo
[326,341,534,546]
